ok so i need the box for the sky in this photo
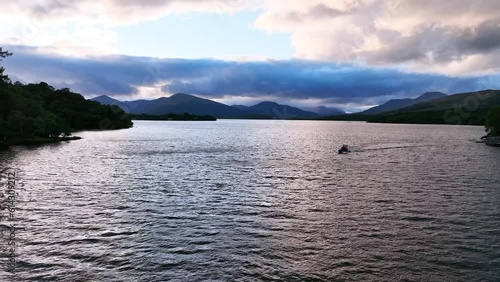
[1,0,500,112]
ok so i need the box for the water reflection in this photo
[1,120,499,281]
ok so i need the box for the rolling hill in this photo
[361,92,448,114]
[91,95,153,114]
[367,90,500,125]
[140,93,244,118]
[323,89,500,125]
[244,102,318,118]
[303,106,345,116]
[93,93,244,118]
[93,90,500,124]
[393,90,499,112]
[93,94,320,119]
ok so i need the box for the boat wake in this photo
[358,143,433,152]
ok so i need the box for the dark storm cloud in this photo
[163,62,482,103]
[459,19,500,53]
[1,45,496,106]
[366,19,500,64]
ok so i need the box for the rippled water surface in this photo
[1,120,500,281]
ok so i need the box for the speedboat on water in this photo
[338,144,351,154]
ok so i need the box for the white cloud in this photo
[0,0,258,56]
[2,0,500,75]
[254,0,500,75]
[3,0,257,25]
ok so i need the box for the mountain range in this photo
[92,90,499,122]
[302,106,346,116]
[360,92,448,115]
[92,93,345,119]
[361,90,500,125]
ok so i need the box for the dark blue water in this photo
[1,120,499,281]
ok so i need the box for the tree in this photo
[0,64,133,141]
[0,116,7,139]
[0,47,11,59]
[7,110,26,135]
[44,113,62,138]
[485,107,500,136]
[33,116,46,136]
[1,65,9,83]
[0,47,13,84]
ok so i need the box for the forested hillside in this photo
[0,47,133,141]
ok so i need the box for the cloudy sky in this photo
[1,0,500,111]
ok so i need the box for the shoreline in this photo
[132,119,216,121]
[485,136,500,147]
[0,136,82,149]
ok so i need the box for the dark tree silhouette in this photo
[0,47,13,83]
[0,47,12,59]
[485,107,500,136]
[0,47,133,141]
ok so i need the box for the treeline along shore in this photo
[130,113,216,121]
[1,46,499,148]
[0,48,133,149]
[0,80,133,148]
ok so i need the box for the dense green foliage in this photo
[131,113,216,121]
[325,90,500,125]
[397,90,500,112]
[366,110,487,125]
[1,47,13,84]
[322,114,371,121]
[0,48,133,140]
[323,110,488,125]
[485,107,500,136]
[325,109,488,125]
[0,82,133,139]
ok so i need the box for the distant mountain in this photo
[413,92,448,103]
[93,94,322,119]
[231,105,249,110]
[361,92,448,115]
[303,106,345,116]
[367,90,500,125]
[139,93,244,118]
[93,93,245,118]
[245,101,319,118]
[92,95,121,106]
[92,95,151,113]
[395,90,500,112]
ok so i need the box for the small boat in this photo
[338,144,351,154]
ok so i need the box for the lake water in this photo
[1,120,500,281]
